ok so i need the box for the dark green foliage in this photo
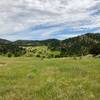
[7,53,12,57]
[44,39,60,50]
[13,39,60,47]
[60,33,100,56]
[89,43,100,56]
[0,44,26,57]
[0,33,100,57]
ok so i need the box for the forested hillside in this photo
[60,33,100,56]
[0,33,100,57]
[0,38,11,45]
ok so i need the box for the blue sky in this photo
[0,0,100,40]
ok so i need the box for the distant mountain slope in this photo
[60,33,100,56]
[0,38,11,45]
[61,33,100,48]
[0,33,100,56]
[13,39,60,46]
[62,33,100,44]
[0,33,100,46]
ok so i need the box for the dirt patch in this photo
[0,62,7,67]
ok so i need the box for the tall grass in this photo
[0,57,100,100]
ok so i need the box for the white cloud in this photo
[0,0,100,40]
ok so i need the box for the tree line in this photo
[0,33,100,57]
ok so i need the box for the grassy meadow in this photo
[0,57,100,100]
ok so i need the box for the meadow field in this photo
[0,57,100,100]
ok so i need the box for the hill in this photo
[12,39,60,47]
[0,38,11,45]
[60,33,100,56]
[0,33,100,47]
[0,33,100,57]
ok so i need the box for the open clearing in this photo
[0,57,100,100]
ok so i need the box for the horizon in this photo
[0,33,99,41]
[0,0,100,40]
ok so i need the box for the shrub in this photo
[7,53,12,57]
[90,43,100,56]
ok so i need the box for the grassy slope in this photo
[0,57,100,100]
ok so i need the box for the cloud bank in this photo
[0,0,100,40]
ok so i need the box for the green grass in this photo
[24,46,60,58]
[0,57,100,100]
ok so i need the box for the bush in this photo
[24,46,60,58]
[7,53,12,57]
[90,43,100,56]
[14,53,20,57]
[0,44,26,57]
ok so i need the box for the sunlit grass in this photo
[0,57,100,100]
